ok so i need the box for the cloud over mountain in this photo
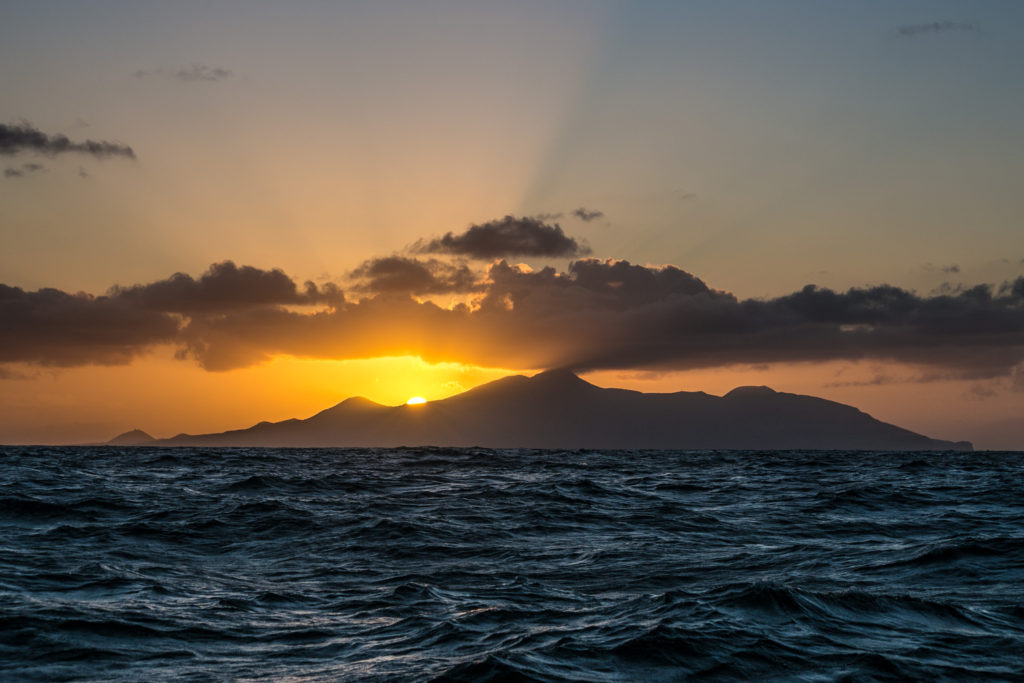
[3,231,1024,376]
[174,263,1024,374]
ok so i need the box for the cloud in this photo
[824,374,898,388]
[822,368,986,388]
[0,262,341,369]
[572,207,604,222]
[350,257,479,295]
[0,122,136,159]
[924,262,961,275]
[175,64,232,82]
[4,162,47,179]
[134,64,232,82]
[173,264,1024,375]
[0,284,181,366]
[895,21,978,37]
[176,265,1024,374]
[474,258,711,316]
[3,250,1024,378]
[998,277,1024,298]
[109,260,342,313]
[415,216,590,259]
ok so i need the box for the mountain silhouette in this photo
[151,370,971,450]
[106,428,156,446]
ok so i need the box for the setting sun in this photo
[406,396,427,405]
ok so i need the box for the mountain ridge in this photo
[106,428,156,446]
[124,370,971,451]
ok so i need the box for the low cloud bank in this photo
[4,253,1024,377]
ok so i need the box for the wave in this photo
[1,446,1022,680]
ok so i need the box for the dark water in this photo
[2,447,1023,681]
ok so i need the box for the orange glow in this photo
[0,350,526,444]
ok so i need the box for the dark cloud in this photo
[4,162,47,179]
[175,64,232,82]
[110,261,342,313]
[175,295,467,370]
[895,21,978,37]
[0,262,341,369]
[998,277,1024,299]
[350,257,479,295]
[569,259,710,301]
[473,267,1024,375]
[572,207,604,222]
[0,122,136,159]
[924,262,961,275]
[533,212,564,221]
[0,284,181,366]
[134,64,232,82]
[191,263,1024,375]
[822,368,988,388]
[415,216,590,259]
[476,259,713,319]
[4,256,1024,379]
[824,374,898,388]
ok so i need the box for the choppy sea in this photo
[1,447,1022,681]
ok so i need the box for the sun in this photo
[406,396,427,405]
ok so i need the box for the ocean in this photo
[2,447,1022,681]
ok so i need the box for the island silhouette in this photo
[109,370,971,450]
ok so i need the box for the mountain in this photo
[106,429,156,446]
[152,370,972,450]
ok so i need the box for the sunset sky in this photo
[3,1,1024,448]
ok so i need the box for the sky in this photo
[2,0,1024,448]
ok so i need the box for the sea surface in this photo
[1,447,1023,681]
